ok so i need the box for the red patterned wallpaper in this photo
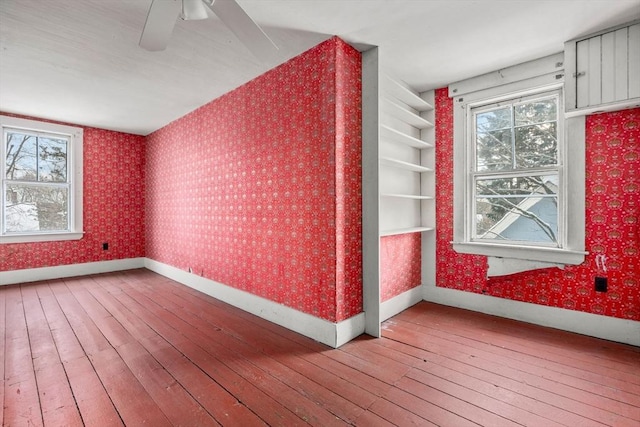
[145,37,362,322]
[380,234,422,302]
[0,119,146,271]
[334,43,363,320]
[435,87,640,321]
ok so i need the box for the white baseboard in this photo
[4,258,634,347]
[144,258,365,348]
[381,286,423,322]
[423,284,640,347]
[0,258,146,286]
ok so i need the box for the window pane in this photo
[476,107,512,131]
[475,175,558,244]
[514,98,556,126]
[38,136,68,182]
[6,132,37,180]
[514,122,557,168]
[4,184,69,232]
[476,129,513,171]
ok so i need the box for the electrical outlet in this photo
[102,242,109,250]
[595,276,607,292]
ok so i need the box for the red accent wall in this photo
[435,87,640,321]
[145,37,362,322]
[0,120,146,271]
[380,234,422,302]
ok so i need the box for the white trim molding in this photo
[3,258,636,347]
[144,258,365,348]
[1,115,84,244]
[423,283,640,347]
[1,257,365,347]
[451,55,586,268]
[0,258,145,285]
[361,46,382,338]
[380,285,423,322]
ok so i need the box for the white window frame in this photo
[450,55,586,265]
[1,115,83,243]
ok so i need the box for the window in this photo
[450,55,586,265]
[1,115,83,243]
[472,90,561,246]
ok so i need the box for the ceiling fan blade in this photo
[139,0,182,51]
[181,0,208,20]
[206,0,279,62]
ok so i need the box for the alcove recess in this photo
[379,75,435,237]
[379,73,436,317]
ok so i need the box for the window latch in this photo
[573,71,586,78]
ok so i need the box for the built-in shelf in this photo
[380,125,433,149]
[381,193,433,200]
[372,70,437,328]
[382,74,434,111]
[379,81,435,238]
[380,156,432,173]
[382,99,434,129]
[380,226,434,237]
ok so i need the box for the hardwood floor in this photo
[2,268,639,426]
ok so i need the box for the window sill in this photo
[0,232,84,244]
[452,241,587,265]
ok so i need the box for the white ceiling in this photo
[1,0,639,136]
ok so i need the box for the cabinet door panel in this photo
[588,36,602,106]
[629,24,640,99]
[601,31,616,104]
[614,27,629,102]
[576,39,590,108]
[566,20,640,113]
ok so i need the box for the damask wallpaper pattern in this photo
[0,123,146,270]
[145,37,362,322]
[435,87,639,321]
[380,234,422,302]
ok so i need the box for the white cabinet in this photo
[565,20,640,114]
[379,74,435,237]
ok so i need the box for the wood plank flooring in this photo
[2,268,639,426]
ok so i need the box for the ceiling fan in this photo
[139,0,278,61]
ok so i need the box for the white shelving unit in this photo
[379,156,432,173]
[381,193,433,200]
[379,73,435,236]
[380,125,433,149]
[361,53,437,337]
[382,99,434,129]
[380,226,434,237]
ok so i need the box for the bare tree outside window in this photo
[472,94,560,245]
[4,130,69,233]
